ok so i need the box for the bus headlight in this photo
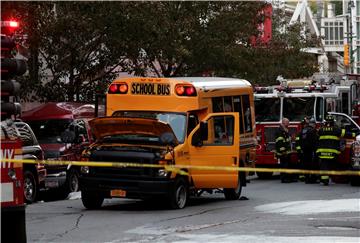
[80,166,90,174]
[158,169,169,177]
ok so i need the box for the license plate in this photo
[111,189,126,197]
[45,181,59,188]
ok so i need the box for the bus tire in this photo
[169,177,189,209]
[81,191,104,210]
[23,170,38,204]
[224,172,242,200]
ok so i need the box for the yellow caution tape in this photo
[2,158,360,176]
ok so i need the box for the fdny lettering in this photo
[131,83,170,96]
[1,149,14,168]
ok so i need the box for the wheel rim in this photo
[69,173,79,192]
[24,177,34,201]
[176,184,187,208]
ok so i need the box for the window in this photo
[203,116,234,146]
[242,95,252,132]
[323,20,344,46]
[233,96,244,134]
[283,97,315,121]
[212,95,253,134]
[315,97,325,122]
[255,97,280,122]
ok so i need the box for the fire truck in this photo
[254,74,360,178]
[1,137,26,243]
[1,19,28,242]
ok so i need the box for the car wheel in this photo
[67,169,80,192]
[24,170,38,204]
[169,177,188,209]
[224,172,242,200]
[81,191,104,210]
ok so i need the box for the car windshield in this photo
[255,97,280,122]
[283,97,315,121]
[26,119,73,144]
[112,111,186,143]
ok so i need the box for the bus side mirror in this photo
[200,121,208,141]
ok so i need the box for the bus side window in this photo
[233,96,244,134]
[242,95,252,132]
[187,114,199,136]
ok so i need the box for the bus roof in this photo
[171,77,252,90]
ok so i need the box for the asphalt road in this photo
[26,176,360,243]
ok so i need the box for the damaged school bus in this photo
[79,77,256,209]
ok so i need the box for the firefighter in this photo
[296,117,319,183]
[275,117,295,183]
[316,114,356,186]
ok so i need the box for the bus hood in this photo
[89,117,179,145]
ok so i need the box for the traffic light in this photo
[1,20,26,120]
[344,44,350,67]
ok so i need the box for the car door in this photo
[188,112,239,189]
[330,112,360,165]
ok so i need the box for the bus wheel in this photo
[256,172,273,179]
[169,177,188,209]
[224,173,242,200]
[24,170,38,204]
[81,191,104,210]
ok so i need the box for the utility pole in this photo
[348,0,354,73]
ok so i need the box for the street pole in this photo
[348,0,354,74]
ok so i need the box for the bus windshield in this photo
[283,97,315,121]
[112,111,186,143]
[26,119,73,144]
[255,98,280,122]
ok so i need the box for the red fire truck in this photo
[254,75,360,178]
[1,138,26,243]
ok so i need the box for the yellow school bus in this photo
[80,77,256,209]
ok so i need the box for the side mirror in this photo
[200,121,208,141]
[60,130,76,144]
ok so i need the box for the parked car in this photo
[1,120,46,203]
[21,102,95,198]
[350,135,360,186]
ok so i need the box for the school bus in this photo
[79,77,256,209]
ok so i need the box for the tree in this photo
[2,1,320,101]
[242,7,320,85]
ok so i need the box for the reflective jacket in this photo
[275,126,291,157]
[316,126,356,159]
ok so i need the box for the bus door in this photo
[188,112,239,189]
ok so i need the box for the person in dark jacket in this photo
[316,114,356,185]
[296,117,319,183]
[276,118,295,183]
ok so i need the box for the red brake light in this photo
[109,84,118,93]
[108,83,128,94]
[185,86,195,96]
[119,84,128,93]
[175,85,185,95]
[175,84,196,96]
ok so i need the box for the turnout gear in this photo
[275,120,296,183]
[316,120,356,185]
[296,121,319,184]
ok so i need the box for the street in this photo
[26,177,360,243]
